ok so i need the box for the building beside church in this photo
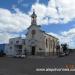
[5,10,59,56]
[5,37,25,56]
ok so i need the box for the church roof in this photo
[41,30,58,40]
[27,24,58,40]
[27,24,41,29]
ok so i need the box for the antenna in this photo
[33,9,35,13]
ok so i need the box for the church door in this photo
[31,46,35,55]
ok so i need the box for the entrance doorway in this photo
[31,46,35,55]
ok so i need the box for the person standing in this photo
[56,44,60,56]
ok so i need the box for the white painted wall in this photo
[5,37,25,56]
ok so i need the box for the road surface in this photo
[0,52,75,75]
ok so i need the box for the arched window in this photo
[32,30,36,35]
[16,40,19,44]
[31,30,36,38]
[46,39,48,48]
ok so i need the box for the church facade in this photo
[25,10,59,56]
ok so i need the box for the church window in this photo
[53,40,55,48]
[31,30,36,38]
[23,39,25,44]
[39,48,42,50]
[16,40,19,44]
[46,39,48,48]
[50,40,52,48]
[10,46,12,49]
[32,30,36,35]
[18,45,22,49]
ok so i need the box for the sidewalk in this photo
[27,55,58,59]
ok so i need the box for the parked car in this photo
[58,52,65,57]
[21,55,26,58]
[15,54,26,58]
[58,49,70,57]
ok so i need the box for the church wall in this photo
[26,25,46,55]
[44,34,58,56]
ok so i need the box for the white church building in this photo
[5,10,59,56]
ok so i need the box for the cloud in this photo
[11,0,75,25]
[61,28,75,36]
[0,0,75,45]
[0,8,31,33]
[0,8,30,43]
[29,0,75,24]
[29,0,75,48]
[49,0,75,23]
[29,3,47,25]
[48,27,75,49]
[61,28,75,46]
[57,0,75,23]
[14,0,75,26]
[0,32,19,44]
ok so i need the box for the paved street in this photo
[0,52,75,75]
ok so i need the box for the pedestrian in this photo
[56,44,60,56]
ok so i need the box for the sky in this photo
[0,0,75,48]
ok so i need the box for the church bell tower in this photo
[31,9,37,25]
